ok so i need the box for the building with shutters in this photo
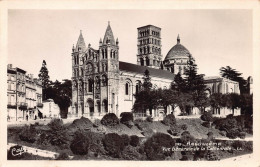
[7,64,43,121]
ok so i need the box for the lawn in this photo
[7,116,253,160]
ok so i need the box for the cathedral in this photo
[70,22,240,119]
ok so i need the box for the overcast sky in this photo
[8,9,252,81]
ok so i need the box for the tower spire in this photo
[103,22,115,45]
[177,34,180,44]
[75,30,86,51]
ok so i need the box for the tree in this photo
[170,72,187,92]
[38,60,50,100]
[209,93,224,114]
[224,93,241,115]
[52,79,72,118]
[133,69,155,115]
[183,55,207,114]
[142,69,153,91]
[240,94,253,115]
[220,66,248,94]
[133,89,158,115]
[156,88,178,114]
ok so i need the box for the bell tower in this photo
[137,25,162,69]
[98,21,120,115]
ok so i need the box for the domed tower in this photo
[163,35,192,75]
[137,25,162,69]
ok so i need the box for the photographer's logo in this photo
[11,146,24,156]
[8,145,25,160]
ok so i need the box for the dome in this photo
[164,35,190,60]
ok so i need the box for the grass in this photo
[7,117,253,160]
[176,118,223,139]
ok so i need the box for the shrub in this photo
[232,140,245,150]
[226,128,240,139]
[207,132,214,141]
[162,114,176,126]
[120,112,133,122]
[70,131,89,155]
[103,133,125,158]
[101,113,119,127]
[245,141,253,152]
[206,151,220,161]
[213,117,238,132]
[200,111,214,123]
[134,118,144,124]
[219,131,226,136]
[179,131,195,144]
[226,114,234,119]
[238,132,246,139]
[56,152,70,160]
[93,119,101,127]
[121,134,130,146]
[167,125,181,136]
[85,131,106,155]
[144,133,175,160]
[120,112,134,128]
[19,125,38,143]
[141,128,154,137]
[181,124,188,131]
[121,145,144,160]
[130,135,139,147]
[146,116,153,122]
[48,118,63,131]
[201,121,210,128]
[47,123,71,148]
[69,116,93,131]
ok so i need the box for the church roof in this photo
[164,35,190,60]
[75,30,86,51]
[119,61,174,79]
[103,22,116,45]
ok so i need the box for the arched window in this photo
[86,63,93,73]
[153,59,156,66]
[95,76,100,89]
[135,81,141,94]
[88,79,93,92]
[171,67,174,73]
[125,83,129,95]
[81,68,84,76]
[146,58,150,66]
[179,66,182,74]
[102,75,107,86]
[140,58,144,66]
[103,99,108,113]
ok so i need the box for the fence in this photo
[133,113,147,120]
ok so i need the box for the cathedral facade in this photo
[70,23,240,119]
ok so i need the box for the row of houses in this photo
[7,64,60,121]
